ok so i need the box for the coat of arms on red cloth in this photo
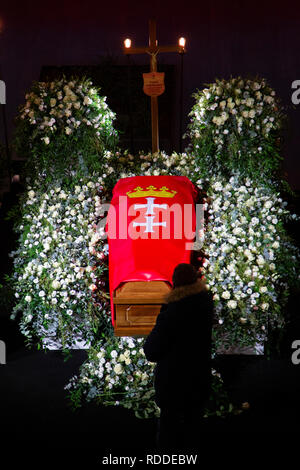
[107,175,199,326]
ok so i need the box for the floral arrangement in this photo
[187,77,285,184]
[8,174,112,351]
[66,336,235,419]
[196,173,300,351]
[8,146,299,349]
[14,77,118,184]
[66,336,160,419]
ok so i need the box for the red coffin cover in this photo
[107,175,198,324]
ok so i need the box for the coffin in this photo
[113,281,171,336]
[107,175,198,336]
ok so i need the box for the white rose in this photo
[246,98,254,107]
[25,295,32,302]
[221,291,231,299]
[52,280,61,289]
[228,300,237,309]
[114,364,123,375]
[251,217,259,225]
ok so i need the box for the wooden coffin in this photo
[113,281,171,336]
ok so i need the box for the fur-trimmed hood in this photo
[165,278,208,303]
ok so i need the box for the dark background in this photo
[1,0,300,454]
[0,0,300,188]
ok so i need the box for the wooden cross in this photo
[123,19,185,153]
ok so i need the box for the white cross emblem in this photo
[133,197,168,233]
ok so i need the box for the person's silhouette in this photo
[144,263,213,448]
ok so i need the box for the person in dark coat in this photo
[143,263,213,449]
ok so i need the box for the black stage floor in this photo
[1,188,300,463]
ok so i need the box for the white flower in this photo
[251,217,259,226]
[264,201,272,209]
[228,300,237,309]
[65,127,72,135]
[83,96,92,105]
[257,255,265,266]
[25,295,32,302]
[221,291,231,299]
[246,98,254,107]
[213,182,223,191]
[114,364,123,375]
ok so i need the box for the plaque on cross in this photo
[123,19,185,153]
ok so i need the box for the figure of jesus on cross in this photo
[123,19,186,153]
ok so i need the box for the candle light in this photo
[178,37,186,49]
[124,38,132,49]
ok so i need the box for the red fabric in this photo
[107,175,198,324]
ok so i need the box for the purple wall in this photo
[1,0,300,188]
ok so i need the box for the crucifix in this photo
[123,19,186,153]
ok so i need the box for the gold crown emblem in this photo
[126,185,177,198]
